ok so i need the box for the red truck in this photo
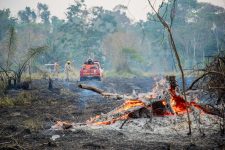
[80,59,103,81]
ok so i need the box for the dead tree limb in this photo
[78,84,104,94]
[187,72,210,90]
[78,84,124,99]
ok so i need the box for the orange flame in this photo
[168,87,189,114]
[86,87,208,126]
[87,99,144,125]
[113,100,145,114]
[162,100,167,106]
[169,88,208,115]
[93,114,129,125]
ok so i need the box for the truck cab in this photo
[80,59,103,81]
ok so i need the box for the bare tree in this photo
[147,0,192,135]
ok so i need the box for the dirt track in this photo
[0,77,224,149]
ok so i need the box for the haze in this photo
[0,0,225,21]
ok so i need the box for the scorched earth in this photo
[0,77,224,150]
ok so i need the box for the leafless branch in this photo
[147,0,192,135]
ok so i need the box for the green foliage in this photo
[18,7,36,23]
[0,25,48,83]
[15,46,48,83]
[0,92,36,107]
[0,9,16,40]
[0,96,15,107]
[122,48,143,63]
[37,3,50,24]
[0,0,224,76]
[27,46,48,60]
[144,0,225,70]
[105,70,137,78]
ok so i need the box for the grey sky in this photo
[0,0,225,21]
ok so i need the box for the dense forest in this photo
[0,0,224,76]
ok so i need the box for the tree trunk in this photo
[17,74,21,84]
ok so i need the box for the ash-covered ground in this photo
[0,77,224,150]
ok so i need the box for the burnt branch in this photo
[78,84,124,99]
[147,0,192,135]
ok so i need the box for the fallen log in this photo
[78,84,104,94]
[78,84,125,99]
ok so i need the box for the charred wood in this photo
[78,84,124,99]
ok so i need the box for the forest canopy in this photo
[0,0,224,74]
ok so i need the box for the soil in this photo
[0,77,224,150]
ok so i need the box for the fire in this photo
[170,98,187,114]
[169,88,209,115]
[168,87,189,114]
[123,100,145,110]
[51,78,217,129]
[113,99,145,114]
[162,100,167,106]
[87,99,144,125]
[93,114,129,125]
[87,94,193,125]
[87,93,206,126]
[86,79,210,126]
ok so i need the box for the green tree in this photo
[37,3,50,24]
[18,7,36,23]
[102,32,142,73]
[0,9,16,40]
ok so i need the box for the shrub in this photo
[0,96,15,107]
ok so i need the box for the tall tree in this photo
[0,9,16,40]
[18,7,36,23]
[37,3,50,24]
